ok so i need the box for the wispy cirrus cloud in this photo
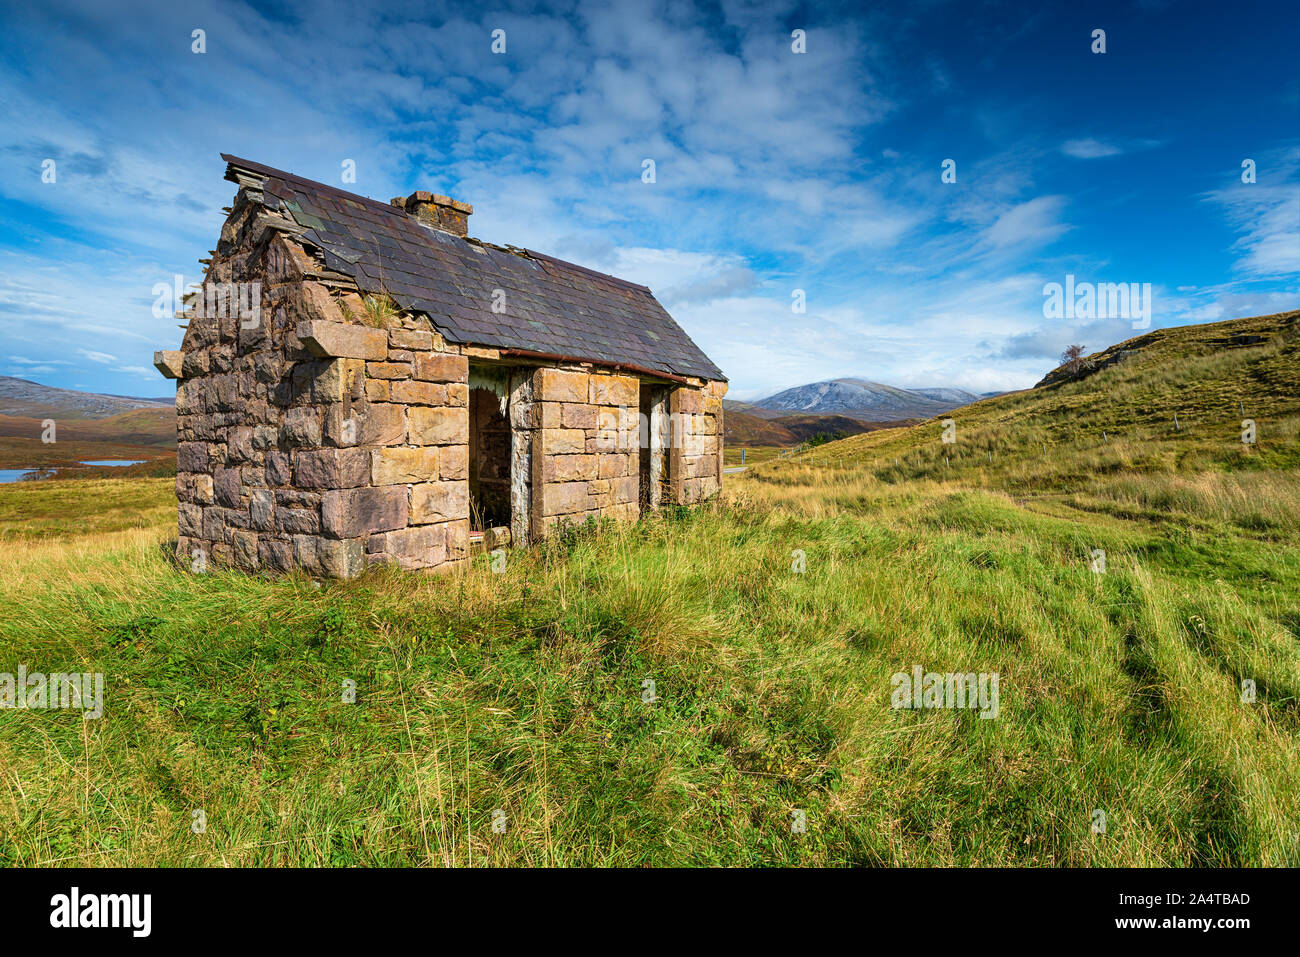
[1200,145,1300,278]
[1061,137,1163,159]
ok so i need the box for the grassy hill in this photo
[0,311,1296,866]
[799,309,1300,487]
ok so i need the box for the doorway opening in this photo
[468,379,511,531]
[638,383,668,514]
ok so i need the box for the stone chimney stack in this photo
[392,191,473,237]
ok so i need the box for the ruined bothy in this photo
[155,155,727,577]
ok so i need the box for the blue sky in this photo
[1,0,1296,401]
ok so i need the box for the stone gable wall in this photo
[174,218,471,576]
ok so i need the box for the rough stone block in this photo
[445,519,470,561]
[542,428,586,455]
[368,523,446,570]
[410,481,469,524]
[542,481,589,516]
[596,408,620,433]
[277,507,320,535]
[613,475,639,503]
[388,381,443,405]
[561,403,596,429]
[544,454,599,483]
[311,358,366,403]
[366,361,413,380]
[372,447,440,485]
[538,368,588,402]
[252,425,278,449]
[407,406,466,445]
[249,488,275,530]
[415,353,468,383]
[154,350,183,379]
[178,502,202,537]
[322,485,408,538]
[598,454,629,479]
[281,406,321,447]
[292,534,319,572]
[590,374,637,407]
[258,538,294,573]
[297,320,388,360]
[181,351,210,379]
[439,444,468,481]
[325,403,405,447]
[194,473,215,504]
[319,538,365,578]
[213,467,242,507]
[202,506,227,542]
[265,451,292,486]
[294,448,370,488]
[390,328,433,351]
[178,442,211,473]
[232,530,260,571]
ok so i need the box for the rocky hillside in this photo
[1033,311,1297,389]
[0,376,173,419]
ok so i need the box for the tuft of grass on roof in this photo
[360,293,400,328]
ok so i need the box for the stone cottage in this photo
[154,155,726,577]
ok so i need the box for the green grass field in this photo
[1,311,1297,866]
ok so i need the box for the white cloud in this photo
[1062,138,1123,159]
[1201,146,1300,278]
[981,196,1070,249]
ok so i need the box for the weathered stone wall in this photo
[531,367,641,534]
[526,369,727,532]
[670,379,726,504]
[173,197,472,577]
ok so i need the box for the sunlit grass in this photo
[0,311,1297,866]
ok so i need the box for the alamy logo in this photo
[1043,274,1151,329]
[1,668,103,719]
[617,406,706,453]
[50,887,151,937]
[152,275,261,328]
[891,665,999,719]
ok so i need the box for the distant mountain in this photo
[0,376,173,419]
[751,378,981,421]
[908,387,983,405]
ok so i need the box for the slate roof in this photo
[222,155,724,382]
